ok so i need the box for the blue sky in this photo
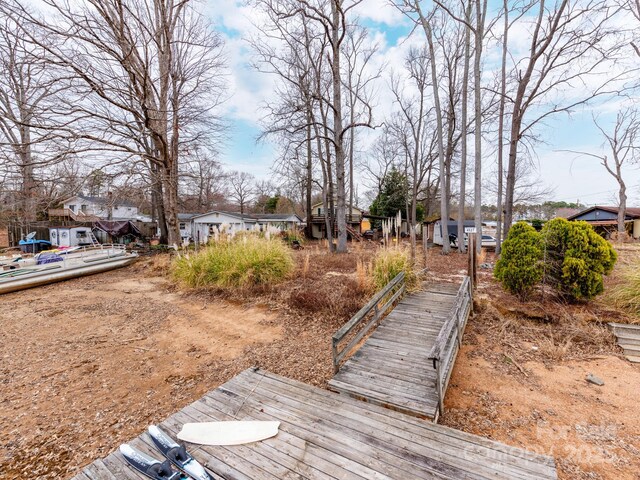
[213,0,640,208]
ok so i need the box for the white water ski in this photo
[177,421,280,446]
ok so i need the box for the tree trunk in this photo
[618,183,627,235]
[416,3,449,254]
[331,0,348,253]
[457,0,472,255]
[503,111,522,237]
[474,0,486,254]
[20,124,36,223]
[306,117,313,239]
[150,161,169,244]
[496,0,508,254]
[162,162,180,246]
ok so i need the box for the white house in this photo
[59,194,151,221]
[187,211,302,243]
[178,213,199,240]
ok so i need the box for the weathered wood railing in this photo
[332,272,406,373]
[427,276,472,417]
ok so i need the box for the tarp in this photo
[94,220,142,237]
[37,252,63,265]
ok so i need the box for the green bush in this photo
[372,248,418,291]
[494,222,543,298]
[172,235,294,289]
[541,218,617,300]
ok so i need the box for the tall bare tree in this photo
[501,0,622,237]
[228,171,255,215]
[0,14,68,222]
[400,1,451,253]
[5,0,226,245]
[565,108,640,235]
[389,46,435,262]
[254,0,376,253]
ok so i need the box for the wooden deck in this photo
[72,368,557,479]
[328,281,470,421]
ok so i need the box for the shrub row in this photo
[495,218,617,300]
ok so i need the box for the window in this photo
[69,204,76,212]
[317,207,322,215]
[179,223,186,229]
[81,204,87,213]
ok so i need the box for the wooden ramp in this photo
[329,278,471,421]
[71,368,557,480]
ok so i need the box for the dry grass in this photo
[471,279,620,369]
[602,255,640,322]
[172,236,294,289]
[372,247,418,291]
[356,258,374,293]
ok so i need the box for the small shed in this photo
[49,226,94,247]
[568,206,640,238]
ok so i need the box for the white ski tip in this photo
[119,444,135,456]
[177,421,280,446]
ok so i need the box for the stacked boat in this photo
[0,245,138,295]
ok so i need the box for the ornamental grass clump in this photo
[172,235,294,289]
[607,257,640,317]
[494,221,543,298]
[372,247,418,291]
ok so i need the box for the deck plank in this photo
[73,369,556,480]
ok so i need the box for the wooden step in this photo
[616,334,640,346]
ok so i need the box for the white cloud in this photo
[352,0,407,26]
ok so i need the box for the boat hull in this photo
[0,254,138,295]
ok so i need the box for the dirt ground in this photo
[441,260,640,480]
[0,245,369,479]
[1,242,639,479]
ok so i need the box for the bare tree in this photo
[180,148,226,213]
[501,0,623,237]
[399,1,451,253]
[4,0,226,245]
[457,0,472,254]
[565,108,640,235]
[253,0,377,253]
[389,46,435,263]
[228,171,255,215]
[0,13,68,222]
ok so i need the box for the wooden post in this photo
[422,227,428,269]
[467,234,475,290]
[435,360,444,415]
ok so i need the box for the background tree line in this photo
[0,0,638,253]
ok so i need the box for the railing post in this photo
[435,359,444,415]
[332,338,339,374]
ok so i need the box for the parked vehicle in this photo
[449,233,497,249]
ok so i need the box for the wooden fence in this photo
[427,276,473,415]
[332,271,406,373]
[6,221,52,247]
